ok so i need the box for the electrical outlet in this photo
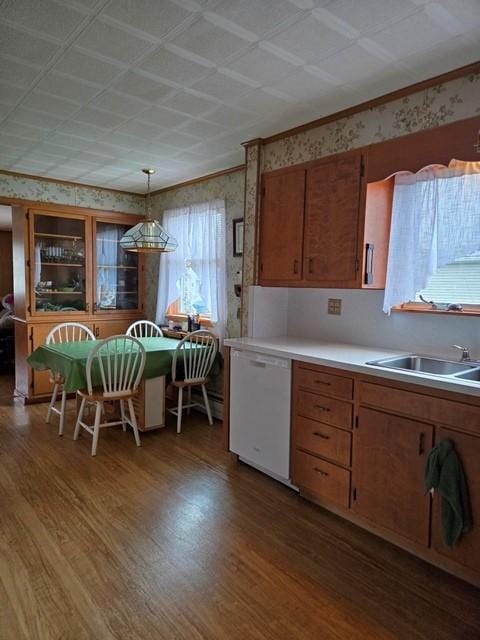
[328,298,342,315]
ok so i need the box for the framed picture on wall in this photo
[233,218,244,257]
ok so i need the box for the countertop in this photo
[224,336,480,398]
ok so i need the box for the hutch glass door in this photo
[32,212,89,314]
[95,221,140,312]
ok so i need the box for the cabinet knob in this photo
[85,302,89,312]
[314,404,331,412]
[314,467,329,477]
[313,431,330,440]
[308,258,314,273]
[293,259,299,274]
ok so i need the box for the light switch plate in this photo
[328,298,342,315]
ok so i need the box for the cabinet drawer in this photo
[294,416,351,466]
[292,449,350,508]
[296,389,353,429]
[296,366,353,400]
[359,381,480,436]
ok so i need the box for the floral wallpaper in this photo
[144,168,245,339]
[263,73,480,171]
[0,172,145,215]
[242,72,480,335]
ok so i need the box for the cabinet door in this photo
[29,210,92,316]
[94,319,134,339]
[304,153,362,285]
[259,168,306,283]
[431,428,480,574]
[94,219,143,314]
[352,407,433,546]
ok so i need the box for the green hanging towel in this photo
[425,439,472,548]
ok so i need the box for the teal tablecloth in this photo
[27,336,220,392]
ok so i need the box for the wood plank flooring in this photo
[0,383,479,640]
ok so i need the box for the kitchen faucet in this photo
[452,344,472,362]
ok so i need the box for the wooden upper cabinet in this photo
[352,407,433,546]
[259,167,305,283]
[304,152,362,286]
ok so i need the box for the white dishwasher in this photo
[229,348,292,484]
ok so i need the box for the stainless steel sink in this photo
[454,368,480,381]
[366,355,478,376]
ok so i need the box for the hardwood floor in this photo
[0,396,479,640]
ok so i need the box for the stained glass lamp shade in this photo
[120,169,177,253]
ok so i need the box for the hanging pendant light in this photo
[120,168,178,253]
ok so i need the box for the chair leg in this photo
[120,400,127,432]
[58,388,67,436]
[73,397,86,440]
[91,402,102,457]
[177,387,183,434]
[127,398,141,447]
[201,384,213,425]
[187,386,191,415]
[46,382,58,423]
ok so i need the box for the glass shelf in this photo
[33,213,87,313]
[95,221,139,311]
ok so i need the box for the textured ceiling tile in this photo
[160,90,217,115]
[138,47,210,84]
[171,16,250,64]
[54,48,123,85]
[0,24,59,65]
[74,106,127,128]
[269,16,351,63]
[0,82,28,105]
[114,120,166,140]
[111,71,174,101]
[211,0,303,37]
[226,45,299,85]
[370,10,452,58]
[191,71,251,100]
[156,130,202,148]
[57,119,109,139]
[0,57,40,88]
[326,0,418,34]
[0,133,35,150]
[35,72,100,102]
[317,44,389,83]
[178,118,227,138]
[138,105,190,128]
[75,19,153,64]
[0,121,46,141]
[103,0,193,39]
[2,0,86,41]
[9,107,64,129]
[202,104,257,127]
[21,91,80,118]
[439,0,480,29]
[266,69,337,102]
[231,89,294,114]
[91,91,147,117]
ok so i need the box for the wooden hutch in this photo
[12,204,145,402]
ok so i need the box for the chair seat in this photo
[78,388,139,401]
[171,378,208,388]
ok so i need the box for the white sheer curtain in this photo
[155,199,227,340]
[383,161,480,314]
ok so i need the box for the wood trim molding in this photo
[0,169,142,197]
[244,61,480,147]
[150,164,245,196]
[2,197,143,219]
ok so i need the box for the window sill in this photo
[165,313,213,328]
[392,304,480,317]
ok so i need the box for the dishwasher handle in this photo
[231,349,291,369]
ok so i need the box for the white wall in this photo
[248,286,480,360]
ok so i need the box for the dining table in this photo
[27,336,221,430]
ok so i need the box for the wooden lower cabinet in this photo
[94,318,135,339]
[431,427,480,574]
[352,407,433,546]
[290,360,480,587]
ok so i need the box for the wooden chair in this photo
[168,330,218,433]
[126,320,163,338]
[45,322,95,436]
[73,335,146,456]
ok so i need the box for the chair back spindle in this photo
[46,322,95,345]
[172,330,217,384]
[126,320,163,338]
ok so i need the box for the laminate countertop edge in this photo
[224,336,480,398]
